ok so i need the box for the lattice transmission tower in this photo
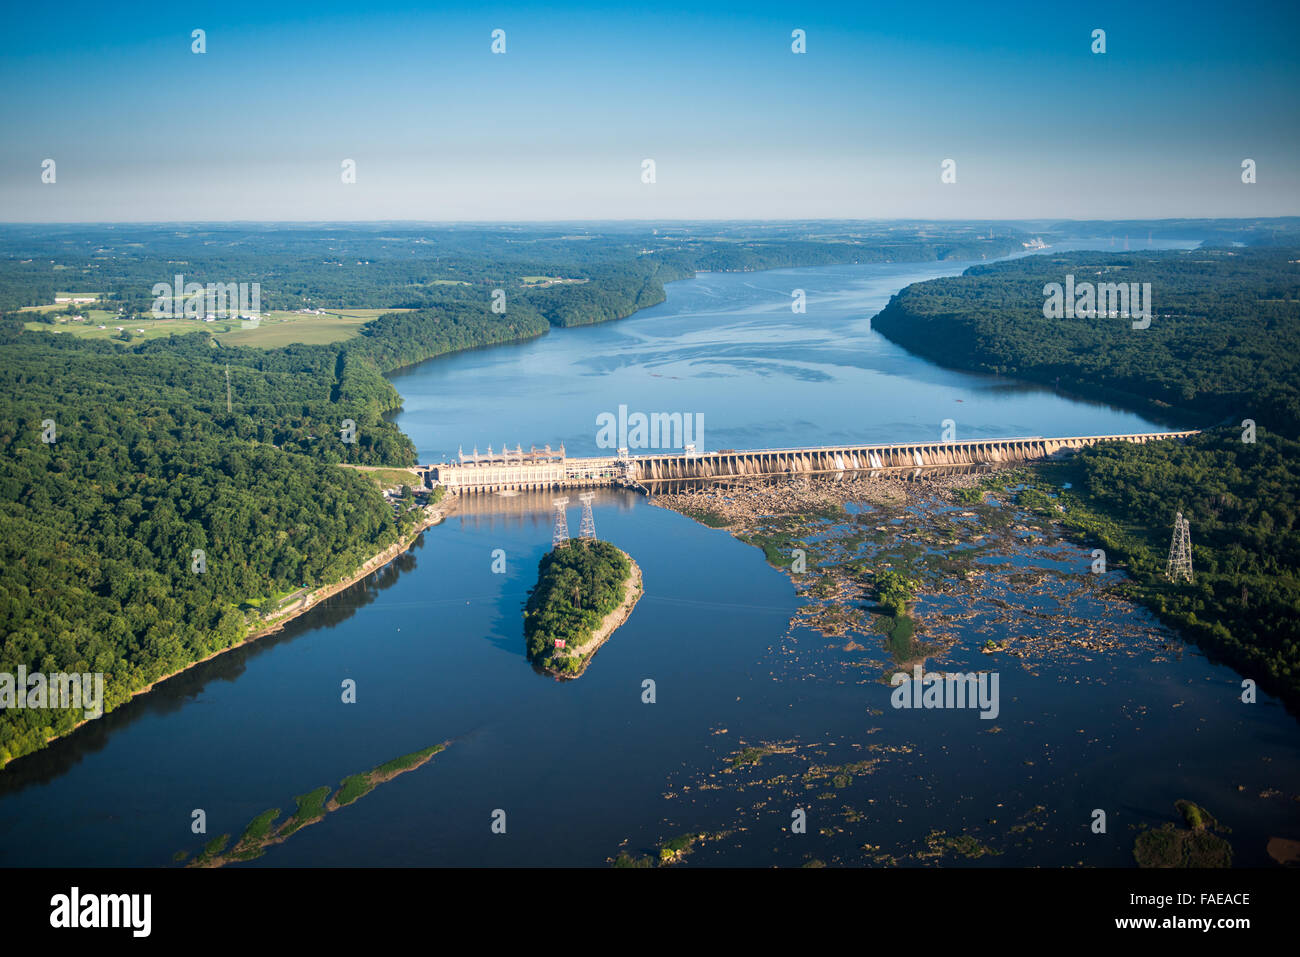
[578,493,596,541]
[551,498,570,549]
[1166,511,1194,583]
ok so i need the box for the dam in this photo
[421,431,1200,494]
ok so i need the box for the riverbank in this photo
[245,499,456,640]
[10,499,459,771]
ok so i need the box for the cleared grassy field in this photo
[24,308,411,347]
[25,316,240,341]
[338,465,422,489]
[20,303,104,315]
[219,309,409,347]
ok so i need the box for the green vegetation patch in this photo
[281,786,332,837]
[523,540,632,668]
[680,507,731,528]
[919,830,1001,860]
[374,743,445,776]
[612,851,654,868]
[728,742,796,769]
[1134,802,1233,868]
[333,772,375,808]
[739,531,806,568]
[235,807,281,849]
[177,743,448,866]
[658,833,702,863]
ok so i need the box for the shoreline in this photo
[371,246,1015,380]
[11,499,459,770]
[542,551,643,680]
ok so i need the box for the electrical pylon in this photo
[551,498,570,549]
[1166,511,1194,583]
[578,492,596,540]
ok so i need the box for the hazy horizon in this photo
[0,216,1294,227]
[4,0,1298,222]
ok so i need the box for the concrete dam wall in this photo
[627,432,1199,482]
[424,431,1200,494]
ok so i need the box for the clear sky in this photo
[2,0,1297,221]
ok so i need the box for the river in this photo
[2,240,1295,867]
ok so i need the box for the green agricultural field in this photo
[25,308,411,348]
[18,304,66,314]
[25,316,239,342]
[218,308,410,347]
[338,465,423,489]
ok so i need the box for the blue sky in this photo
[2,0,1297,221]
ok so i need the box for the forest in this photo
[523,541,632,674]
[876,246,1300,703]
[1054,430,1300,702]
[0,324,426,765]
[873,247,1300,435]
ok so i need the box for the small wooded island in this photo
[524,539,642,678]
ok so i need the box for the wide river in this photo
[3,241,1296,866]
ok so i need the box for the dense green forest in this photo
[1054,432,1298,699]
[523,541,632,674]
[879,247,1300,703]
[0,326,428,765]
[874,247,1300,434]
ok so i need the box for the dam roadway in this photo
[420,430,1200,494]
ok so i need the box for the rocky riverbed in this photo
[613,468,1267,868]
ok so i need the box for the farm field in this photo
[22,307,409,346]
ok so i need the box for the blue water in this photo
[388,249,1173,464]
